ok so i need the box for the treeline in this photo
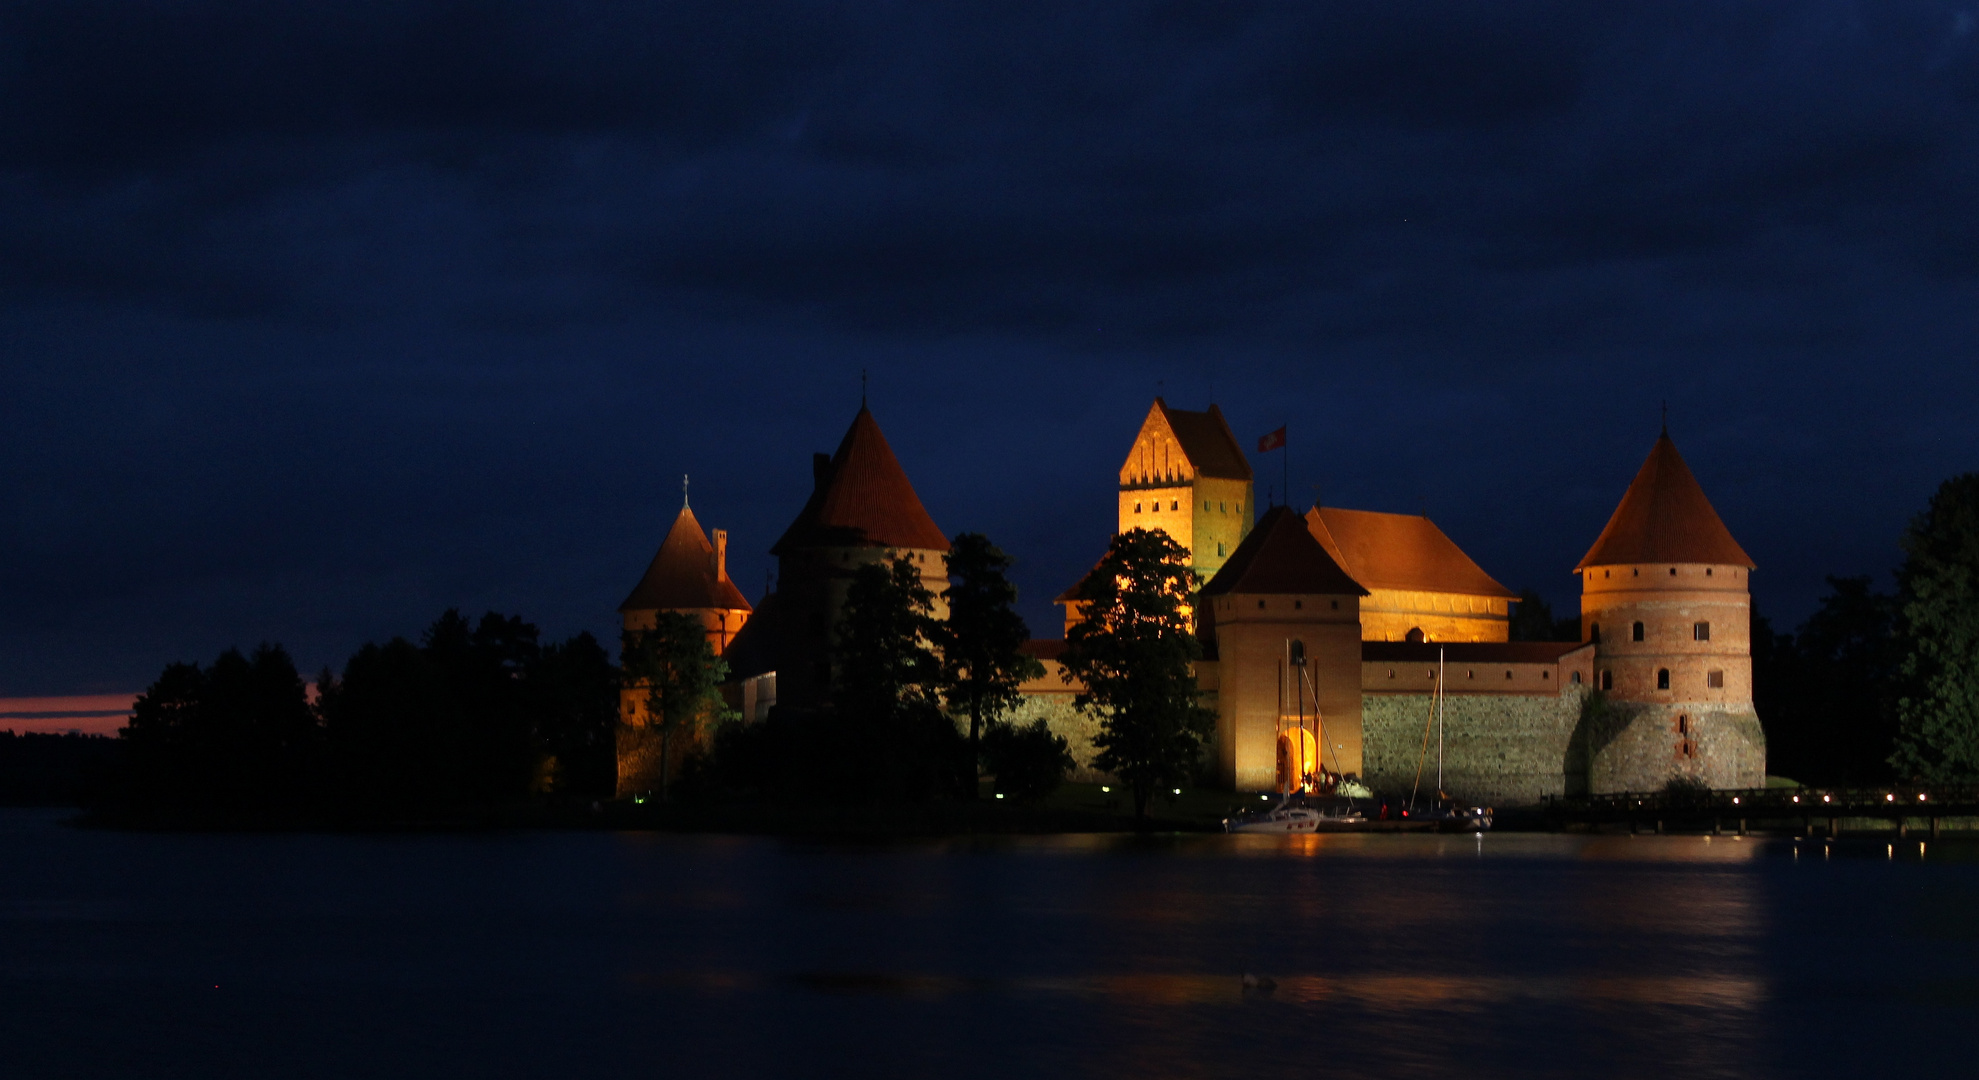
[106,611,617,820]
[0,732,120,805]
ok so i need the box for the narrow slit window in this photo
[1707,670,1725,689]
[1657,668,1670,690]
[1632,621,1645,642]
[1600,670,1613,691]
[1694,621,1711,642]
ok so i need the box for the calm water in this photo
[1,809,1973,1078]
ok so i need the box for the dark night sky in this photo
[4,1,1978,695]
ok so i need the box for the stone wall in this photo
[1578,700,1766,793]
[1008,692,1113,784]
[1362,688,1591,807]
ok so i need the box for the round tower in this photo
[1576,433,1765,791]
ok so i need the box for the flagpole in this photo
[1281,423,1288,512]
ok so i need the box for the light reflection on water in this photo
[0,811,1973,1079]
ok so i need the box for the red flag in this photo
[1257,426,1286,453]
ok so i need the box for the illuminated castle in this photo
[618,399,1764,802]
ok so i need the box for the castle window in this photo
[1601,670,1613,691]
[1428,669,1436,679]
[1294,599,1303,609]
[1388,669,1395,678]
[1505,670,1513,680]
[1604,570,1610,578]
[1708,670,1724,688]
[1669,567,1677,576]
[1706,568,1713,576]
[1258,600,1266,609]
[1219,502,1226,513]
[1466,669,1474,679]
[1135,502,1142,513]
[1657,668,1670,690]
[1694,621,1710,641]
[1632,621,1645,642]
[1205,500,1211,511]
[1171,500,1179,511]
[1570,671,1581,684]
[1218,542,1227,556]
[1590,623,1601,643]
[1677,715,1689,735]
[1543,670,1552,680]
[1331,600,1339,610]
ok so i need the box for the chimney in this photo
[812,452,832,491]
[712,529,728,582]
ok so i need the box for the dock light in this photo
[995,793,1005,800]
[1793,795,1800,803]
[1823,795,1831,803]
[1101,786,1110,792]
[1173,788,1182,795]
[1920,793,1929,802]
[1732,797,1740,804]
[1261,795,1270,801]
[1887,793,1895,802]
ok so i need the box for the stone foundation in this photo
[1363,689,1590,807]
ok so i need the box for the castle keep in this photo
[618,400,1765,803]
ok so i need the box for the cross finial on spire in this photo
[1661,400,1668,437]
[682,473,690,509]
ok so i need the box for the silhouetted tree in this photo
[1891,474,1979,781]
[119,644,318,813]
[931,533,1044,795]
[1755,578,1899,786]
[980,717,1074,802]
[1059,528,1214,821]
[531,631,619,800]
[826,555,966,801]
[1509,589,1581,642]
[622,612,729,803]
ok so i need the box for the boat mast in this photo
[1436,646,1445,796]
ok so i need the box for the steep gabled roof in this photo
[1577,434,1754,570]
[1202,505,1368,597]
[1118,398,1253,485]
[619,505,753,613]
[1306,507,1516,599]
[772,405,951,554]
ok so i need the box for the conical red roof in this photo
[1577,434,1754,570]
[771,406,951,554]
[1202,505,1368,597]
[620,505,753,612]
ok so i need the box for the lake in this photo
[0,808,1971,1078]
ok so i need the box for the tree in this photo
[829,555,965,800]
[621,612,729,803]
[1058,528,1215,821]
[1509,588,1581,642]
[980,717,1074,802]
[1756,578,1898,786]
[1890,474,1979,781]
[930,533,1044,796]
[530,631,620,800]
[120,644,318,814]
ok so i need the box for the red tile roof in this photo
[619,506,753,613]
[1577,434,1754,569]
[1157,399,1252,481]
[1202,505,1368,597]
[1306,507,1516,599]
[771,405,951,554]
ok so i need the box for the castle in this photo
[615,398,1765,804]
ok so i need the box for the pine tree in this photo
[1059,528,1214,821]
[1890,474,1979,782]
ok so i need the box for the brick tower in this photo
[1576,433,1765,791]
[766,404,951,712]
[1201,505,1368,790]
[1117,398,1254,581]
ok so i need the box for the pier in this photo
[1542,787,1979,837]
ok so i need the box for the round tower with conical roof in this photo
[1575,433,1765,791]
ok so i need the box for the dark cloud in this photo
[2,1,1978,692]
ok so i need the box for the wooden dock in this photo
[1541,786,1979,837]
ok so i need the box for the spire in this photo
[772,405,951,554]
[1576,433,1754,570]
[620,504,753,613]
[682,473,690,509]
